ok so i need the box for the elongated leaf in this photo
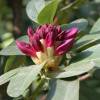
[75,38,100,52]
[7,62,45,97]
[95,0,100,2]
[0,35,28,55]
[47,79,79,100]
[49,44,100,78]
[0,68,20,85]
[0,45,24,55]
[76,34,100,44]
[72,44,100,67]
[26,0,45,23]
[60,0,85,12]
[61,19,88,32]
[48,61,94,78]
[90,18,100,34]
[75,33,100,52]
[38,0,60,24]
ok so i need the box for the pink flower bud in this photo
[45,32,54,47]
[27,27,34,42]
[65,27,78,39]
[31,34,43,52]
[16,40,36,57]
[55,38,74,55]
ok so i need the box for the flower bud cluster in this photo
[16,24,78,68]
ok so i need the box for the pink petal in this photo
[65,27,78,39]
[56,31,65,41]
[32,34,43,52]
[57,26,62,33]
[27,27,34,42]
[16,40,36,56]
[45,32,54,47]
[36,24,48,39]
[55,38,74,55]
[36,29,45,39]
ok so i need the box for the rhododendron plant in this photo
[0,0,100,100]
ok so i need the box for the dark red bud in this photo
[16,40,36,56]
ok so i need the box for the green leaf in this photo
[76,34,100,44]
[0,45,24,55]
[47,79,79,100]
[72,44,100,67]
[0,68,20,85]
[75,33,100,52]
[60,0,85,12]
[4,56,26,72]
[90,18,100,34]
[95,0,100,3]
[61,19,88,32]
[48,44,100,78]
[38,0,60,24]
[48,61,94,78]
[26,0,45,23]
[0,35,28,55]
[75,38,100,52]
[7,62,45,97]
[73,44,100,62]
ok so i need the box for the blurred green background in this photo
[0,0,100,100]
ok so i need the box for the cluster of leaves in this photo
[0,0,100,100]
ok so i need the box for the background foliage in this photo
[0,0,100,100]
